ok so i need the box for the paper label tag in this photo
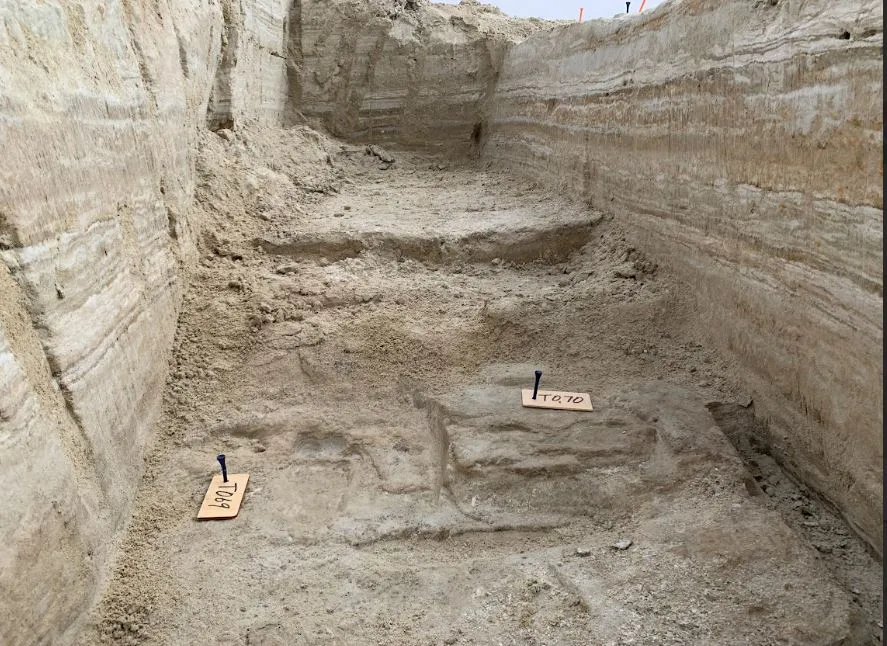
[197,473,249,520]
[521,389,593,411]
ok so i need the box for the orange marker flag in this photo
[578,7,584,22]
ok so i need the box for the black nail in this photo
[217,454,228,483]
[533,370,542,400]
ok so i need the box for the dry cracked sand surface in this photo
[80,126,882,646]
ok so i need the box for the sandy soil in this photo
[78,125,882,646]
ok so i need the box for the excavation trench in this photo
[0,0,880,642]
[81,143,880,646]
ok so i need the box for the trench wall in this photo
[482,0,883,551]
[293,0,545,153]
[0,0,292,642]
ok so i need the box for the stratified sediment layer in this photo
[483,0,883,552]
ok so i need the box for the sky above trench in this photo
[434,0,667,20]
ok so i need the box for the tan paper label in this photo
[197,473,250,520]
[521,389,593,411]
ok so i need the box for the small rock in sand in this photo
[366,144,395,164]
[275,264,300,275]
[613,263,638,279]
[611,539,633,551]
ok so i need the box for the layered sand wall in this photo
[293,0,548,152]
[483,0,883,551]
[0,0,293,640]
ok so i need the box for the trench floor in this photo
[80,130,881,646]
